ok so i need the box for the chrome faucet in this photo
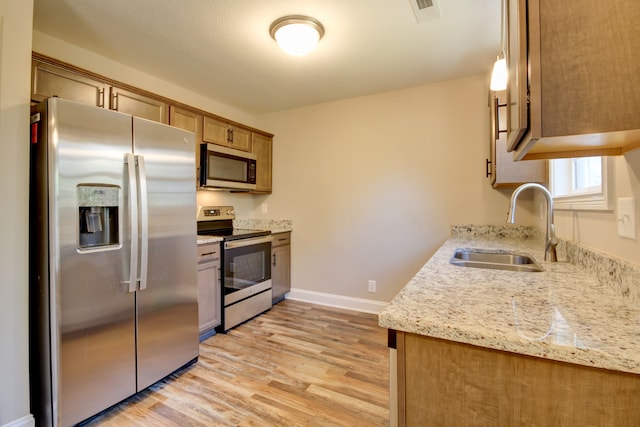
[507,183,558,262]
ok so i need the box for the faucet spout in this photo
[507,183,558,262]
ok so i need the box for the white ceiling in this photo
[33,0,500,114]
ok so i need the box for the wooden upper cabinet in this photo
[203,116,251,152]
[488,91,547,188]
[31,58,169,125]
[109,86,168,124]
[507,0,640,160]
[31,54,274,190]
[231,126,251,152]
[169,106,203,178]
[252,133,273,193]
[31,61,106,107]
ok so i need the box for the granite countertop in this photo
[233,219,293,234]
[197,235,223,245]
[379,225,640,375]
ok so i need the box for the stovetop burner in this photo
[196,205,270,241]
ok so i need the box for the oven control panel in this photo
[197,206,236,222]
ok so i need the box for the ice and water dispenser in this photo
[77,185,119,249]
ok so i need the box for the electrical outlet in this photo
[261,203,268,214]
[368,280,376,293]
[617,197,637,240]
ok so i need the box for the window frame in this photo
[550,156,614,211]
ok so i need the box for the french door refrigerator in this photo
[29,98,199,427]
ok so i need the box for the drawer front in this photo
[272,232,291,247]
[198,243,220,262]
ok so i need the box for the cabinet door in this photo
[203,116,230,147]
[109,86,168,123]
[506,0,529,151]
[31,61,106,106]
[203,116,252,152]
[489,91,547,188]
[252,133,273,193]
[229,126,251,152]
[197,258,221,336]
[271,234,291,304]
[170,106,203,180]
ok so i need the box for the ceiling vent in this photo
[409,0,442,23]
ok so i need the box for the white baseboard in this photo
[1,415,34,427]
[286,288,389,314]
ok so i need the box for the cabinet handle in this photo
[493,97,500,140]
[98,89,105,108]
[200,251,217,256]
[111,91,119,111]
[272,253,277,267]
[228,128,234,143]
[495,98,507,136]
[486,159,492,177]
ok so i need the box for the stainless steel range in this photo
[197,206,272,332]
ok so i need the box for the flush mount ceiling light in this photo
[269,15,325,56]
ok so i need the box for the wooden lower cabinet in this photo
[197,242,221,339]
[395,331,640,426]
[271,232,291,303]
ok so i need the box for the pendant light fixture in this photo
[490,0,507,91]
[269,15,325,56]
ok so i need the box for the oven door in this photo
[223,236,272,305]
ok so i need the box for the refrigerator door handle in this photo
[137,155,149,290]
[125,153,139,293]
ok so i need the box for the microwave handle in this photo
[198,143,208,187]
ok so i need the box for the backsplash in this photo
[451,224,543,240]
[233,219,293,234]
[451,225,640,305]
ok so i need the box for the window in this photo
[550,156,613,211]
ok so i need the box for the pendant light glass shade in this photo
[490,55,507,91]
[270,16,324,56]
[490,0,508,91]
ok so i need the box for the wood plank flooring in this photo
[84,300,389,426]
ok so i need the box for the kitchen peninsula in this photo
[380,225,640,426]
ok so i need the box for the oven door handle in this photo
[224,235,273,249]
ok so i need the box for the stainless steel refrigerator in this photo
[29,98,199,427]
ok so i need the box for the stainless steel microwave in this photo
[199,144,257,190]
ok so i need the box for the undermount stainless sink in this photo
[450,248,543,272]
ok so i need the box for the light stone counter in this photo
[233,219,293,234]
[379,225,640,375]
[196,235,223,245]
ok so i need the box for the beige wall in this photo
[32,31,542,303]
[554,151,640,265]
[254,75,534,302]
[0,1,35,426]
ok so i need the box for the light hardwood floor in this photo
[85,300,390,426]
